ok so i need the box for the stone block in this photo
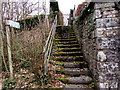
[95,3,115,9]
[107,38,119,49]
[96,18,120,28]
[95,28,106,37]
[97,37,119,49]
[101,7,115,11]
[106,30,119,37]
[98,81,118,89]
[96,28,119,38]
[97,72,118,86]
[106,14,118,18]
[98,82,109,88]
[103,10,119,16]
[97,37,108,49]
[94,9,102,19]
[97,62,119,73]
[104,50,119,62]
[112,26,120,29]
[97,51,107,62]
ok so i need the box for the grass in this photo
[2,78,17,89]
[56,47,81,51]
[54,57,61,61]
[58,78,69,83]
[56,69,63,73]
[89,82,95,88]
[55,62,63,66]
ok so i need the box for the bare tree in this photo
[2,0,43,21]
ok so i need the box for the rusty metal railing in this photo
[43,15,57,74]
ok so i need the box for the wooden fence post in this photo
[5,19,13,80]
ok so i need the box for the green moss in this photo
[53,52,61,56]
[57,25,64,27]
[56,69,63,73]
[2,78,17,89]
[70,36,76,38]
[55,39,62,41]
[55,44,63,47]
[58,78,69,83]
[54,57,61,61]
[55,62,63,66]
[89,82,95,88]
[56,44,79,47]
[55,37,62,39]
[54,52,81,56]
[64,75,73,77]
[55,41,78,44]
[56,48,63,51]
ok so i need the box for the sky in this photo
[3,0,85,25]
[55,0,85,25]
[7,0,85,14]
[56,0,85,14]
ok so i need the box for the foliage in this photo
[58,78,69,83]
[2,79,17,89]
[35,74,50,85]
[12,24,47,78]
[2,18,50,88]
[89,82,95,88]
[55,62,63,66]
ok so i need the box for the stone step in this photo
[55,44,80,48]
[70,34,76,36]
[55,37,76,39]
[56,48,81,52]
[53,51,83,56]
[70,36,76,38]
[56,68,90,76]
[55,38,76,42]
[49,60,88,68]
[58,76,93,84]
[55,41,79,44]
[64,84,93,89]
[63,62,88,68]
[54,56,84,62]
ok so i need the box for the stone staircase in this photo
[51,26,95,89]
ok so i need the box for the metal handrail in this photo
[43,15,57,74]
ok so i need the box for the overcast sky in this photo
[7,0,85,25]
[55,0,85,25]
[56,0,85,14]
[7,0,85,14]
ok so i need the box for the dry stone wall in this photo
[73,2,120,89]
